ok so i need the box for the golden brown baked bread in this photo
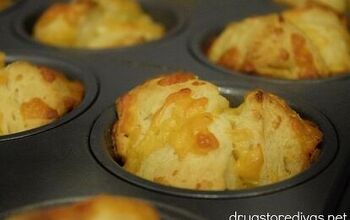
[112,72,322,190]
[6,195,160,220]
[114,72,234,190]
[208,6,350,80]
[33,0,165,48]
[223,90,322,187]
[274,0,347,13]
[0,53,84,136]
[0,0,12,11]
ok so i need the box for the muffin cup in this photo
[0,50,98,142]
[188,23,350,84]
[12,0,186,52]
[90,84,337,199]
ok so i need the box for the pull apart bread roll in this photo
[274,0,347,13]
[33,0,165,48]
[113,72,322,190]
[0,53,84,136]
[208,6,350,79]
[6,195,160,220]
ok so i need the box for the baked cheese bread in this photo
[223,90,322,187]
[208,6,350,79]
[0,53,84,136]
[33,0,165,49]
[112,72,322,190]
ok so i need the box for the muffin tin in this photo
[1,0,350,219]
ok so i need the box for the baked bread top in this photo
[6,195,160,220]
[208,6,350,79]
[0,53,84,136]
[113,72,322,190]
[274,0,347,13]
[33,0,165,48]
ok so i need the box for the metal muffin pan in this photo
[0,0,350,219]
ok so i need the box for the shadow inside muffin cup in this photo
[0,195,205,220]
[89,85,338,199]
[189,26,350,84]
[0,51,98,142]
[13,1,185,51]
